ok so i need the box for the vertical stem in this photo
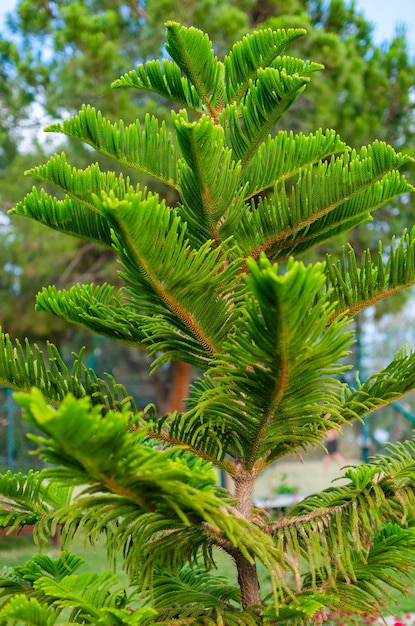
[233,466,261,609]
[234,553,261,610]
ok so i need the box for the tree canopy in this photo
[0,0,414,343]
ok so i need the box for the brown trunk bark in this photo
[233,467,261,609]
[154,361,192,414]
[166,361,191,413]
[234,552,261,610]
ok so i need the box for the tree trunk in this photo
[166,361,191,413]
[154,361,192,414]
[233,467,261,609]
[234,552,261,610]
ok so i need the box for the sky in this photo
[0,0,414,48]
[356,0,414,47]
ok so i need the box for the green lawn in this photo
[1,532,415,616]
[0,532,126,579]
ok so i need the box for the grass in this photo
[386,579,415,614]
[0,532,127,579]
[0,533,110,576]
[1,532,415,616]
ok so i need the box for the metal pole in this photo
[6,388,15,468]
[355,315,371,463]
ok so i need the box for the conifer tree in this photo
[1,21,415,625]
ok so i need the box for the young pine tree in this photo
[1,21,415,625]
